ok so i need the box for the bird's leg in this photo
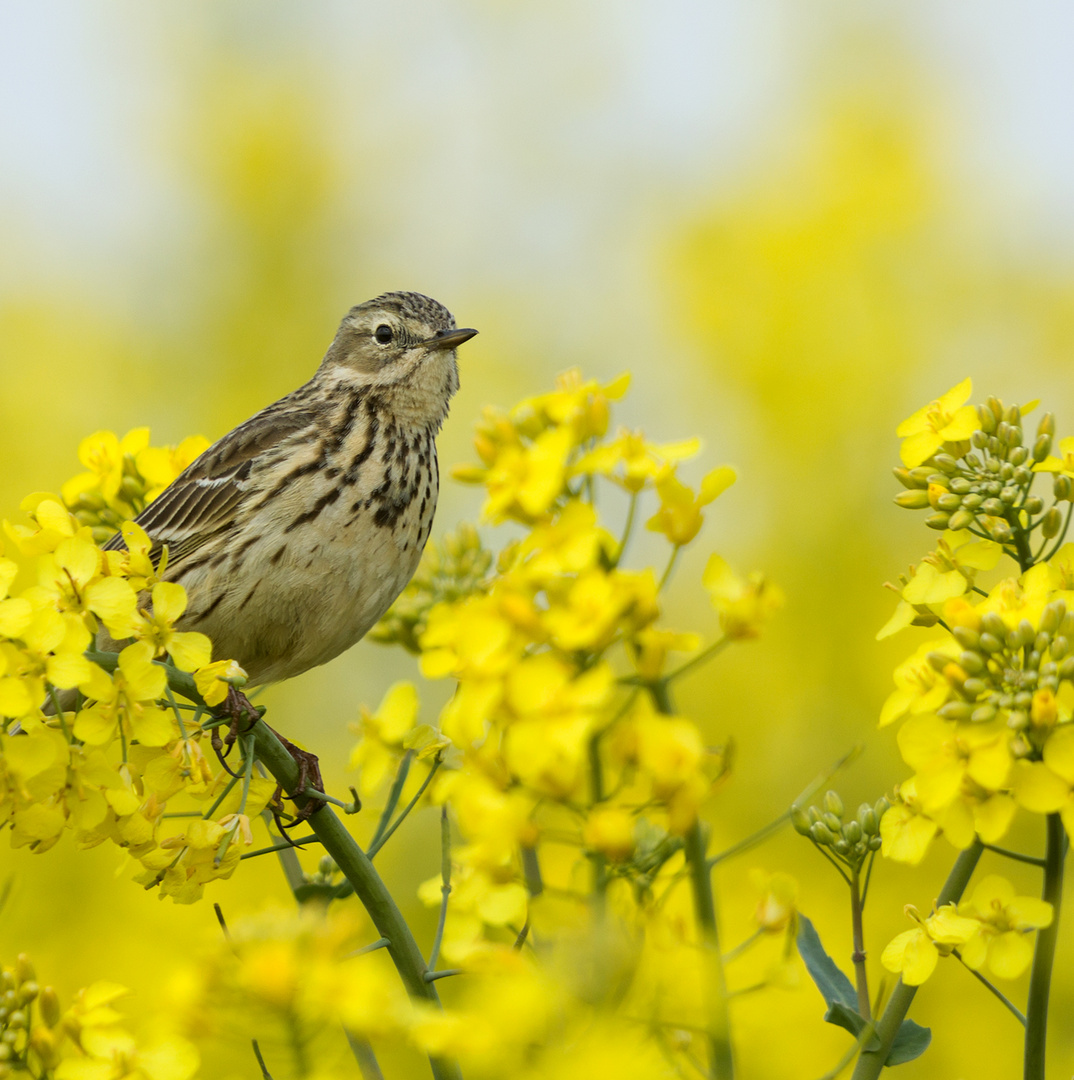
[209,686,262,774]
[267,725,325,822]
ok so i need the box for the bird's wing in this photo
[103,400,319,569]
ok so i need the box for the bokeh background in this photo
[3,2,1074,1077]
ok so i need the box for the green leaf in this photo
[886,1019,931,1066]
[797,914,857,1010]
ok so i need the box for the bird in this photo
[102,291,477,799]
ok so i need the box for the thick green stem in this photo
[91,655,463,1080]
[1024,813,1065,1080]
[850,840,982,1080]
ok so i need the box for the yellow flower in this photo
[896,377,979,468]
[74,642,175,747]
[703,554,783,640]
[956,875,1053,979]
[881,904,978,985]
[646,466,735,546]
[136,582,211,671]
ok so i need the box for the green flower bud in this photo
[894,490,931,510]
[823,790,844,818]
[925,512,951,531]
[810,822,834,845]
[1042,507,1063,538]
[790,806,812,835]
[939,701,975,721]
[894,467,927,490]
[38,987,60,1029]
[1034,434,1053,463]
[1055,475,1073,501]
[959,651,985,674]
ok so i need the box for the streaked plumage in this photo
[105,292,476,685]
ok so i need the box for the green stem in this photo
[90,653,463,1080]
[850,840,982,1080]
[649,678,733,1078]
[849,865,870,1022]
[1024,813,1065,1080]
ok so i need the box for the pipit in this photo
[104,291,477,805]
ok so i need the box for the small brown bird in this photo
[104,292,476,778]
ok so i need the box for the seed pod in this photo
[823,790,844,818]
[894,490,931,510]
[1042,507,1063,539]
[925,512,951,530]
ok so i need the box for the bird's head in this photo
[320,291,476,426]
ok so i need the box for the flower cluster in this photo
[881,875,1053,985]
[878,384,1074,862]
[0,952,196,1080]
[0,430,261,903]
[356,368,782,1068]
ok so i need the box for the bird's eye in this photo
[374,324,393,346]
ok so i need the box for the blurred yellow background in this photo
[2,3,1074,1077]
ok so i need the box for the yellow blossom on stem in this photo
[957,875,1054,979]
[646,466,735,546]
[895,377,978,468]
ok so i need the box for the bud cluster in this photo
[928,599,1074,746]
[792,791,889,870]
[370,524,493,652]
[894,400,1066,544]
[0,954,57,1078]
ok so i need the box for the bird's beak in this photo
[426,327,478,350]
